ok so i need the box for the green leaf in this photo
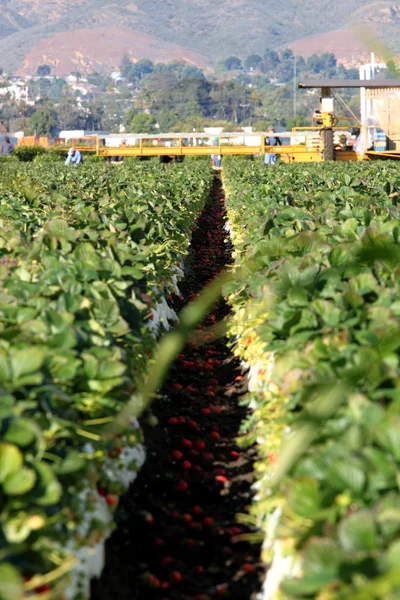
[0,443,23,483]
[3,467,37,495]
[56,451,86,475]
[0,563,23,600]
[0,351,12,382]
[4,419,37,447]
[375,419,400,460]
[338,511,378,553]
[287,287,308,307]
[34,462,62,506]
[328,460,366,494]
[287,476,321,519]
[10,347,44,380]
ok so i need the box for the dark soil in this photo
[91,177,264,600]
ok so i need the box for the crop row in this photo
[222,158,400,599]
[0,160,212,600]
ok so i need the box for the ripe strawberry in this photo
[193,465,203,473]
[204,452,214,461]
[105,494,119,507]
[192,505,203,514]
[242,563,256,573]
[35,585,51,595]
[153,537,164,547]
[183,513,192,524]
[201,408,210,415]
[182,460,192,470]
[168,417,178,425]
[172,571,183,582]
[210,431,220,440]
[172,450,183,461]
[203,517,213,527]
[196,565,205,574]
[97,486,107,497]
[176,480,188,492]
[173,383,183,390]
[194,440,206,450]
[216,475,228,483]
[231,526,241,535]
[178,416,186,424]
[216,584,228,596]
[230,451,240,460]
[181,439,193,449]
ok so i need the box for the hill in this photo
[0,0,399,74]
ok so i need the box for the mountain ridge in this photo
[0,0,399,74]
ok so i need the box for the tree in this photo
[129,112,156,133]
[245,54,262,71]
[263,49,280,69]
[134,58,154,79]
[37,65,51,77]
[223,56,243,71]
[29,110,56,136]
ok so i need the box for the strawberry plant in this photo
[223,158,400,599]
[0,160,212,599]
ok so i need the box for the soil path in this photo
[91,177,264,600]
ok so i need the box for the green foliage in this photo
[13,146,46,162]
[29,109,57,136]
[223,158,400,599]
[129,112,157,133]
[0,159,212,598]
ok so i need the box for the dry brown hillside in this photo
[0,0,399,73]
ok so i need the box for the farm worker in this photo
[264,127,281,165]
[1,136,14,155]
[65,147,83,165]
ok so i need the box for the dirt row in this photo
[91,177,264,600]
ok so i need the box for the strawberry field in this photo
[2,157,400,600]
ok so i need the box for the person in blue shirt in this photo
[65,147,83,165]
[264,127,281,165]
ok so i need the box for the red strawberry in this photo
[203,517,213,527]
[192,505,203,514]
[230,451,240,460]
[172,450,183,461]
[201,408,210,415]
[181,439,193,449]
[176,480,188,492]
[172,571,183,582]
[242,563,256,573]
[35,585,51,595]
[105,494,119,507]
[173,383,183,390]
[204,452,214,461]
[182,460,192,470]
[210,431,220,440]
[216,475,228,483]
[168,417,178,425]
[194,440,206,450]
[183,514,193,524]
[178,416,186,424]
[231,526,241,535]
[153,537,164,547]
